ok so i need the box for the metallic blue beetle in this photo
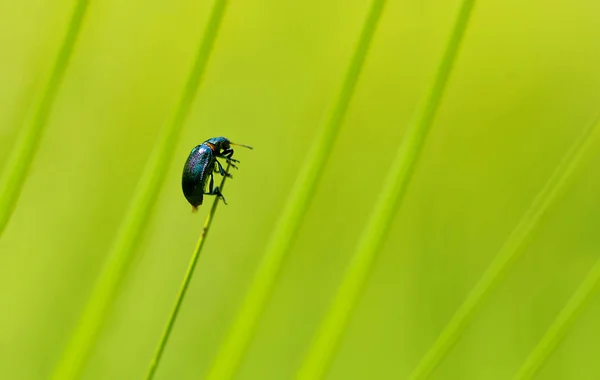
[182,136,252,211]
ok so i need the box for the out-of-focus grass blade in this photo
[205,1,388,378]
[50,1,229,378]
[513,151,600,380]
[409,114,600,380]
[0,0,89,237]
[296,1,476,379]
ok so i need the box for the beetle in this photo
[182,136,252,211]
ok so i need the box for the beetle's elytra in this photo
[182,136,252,212]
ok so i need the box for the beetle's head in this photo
[204,136,252,152]
[205,136,231,151]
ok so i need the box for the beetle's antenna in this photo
[230,142,253,150]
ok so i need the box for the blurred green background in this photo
[1,0,600,379]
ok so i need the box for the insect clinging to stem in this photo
[182,136,253,212]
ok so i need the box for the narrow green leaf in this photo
[297,1,476,378]
[409,114,600,380]
[205,1,388,378]
[50,1,229,378]
[513,260,600,379]
[0,0,89,236]
[513,124,600,380]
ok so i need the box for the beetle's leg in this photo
[208,172,214,193]
[224,148,239,162]
[215,160,233,178]
[218,148,240,164]
[216,155,238,170]
[205,186,227,204]
[203,173,227,204]
[215,186,227,204]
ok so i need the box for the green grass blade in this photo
[513,133,600,380]
[409,114,600,380]
[513,261,600,380]
[205,1,387,378]
[297,1,476,378]
[50,1,229,378]
[146,164,231,380]
[0,0,89,236]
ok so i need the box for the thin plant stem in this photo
[0,0,88,236]
[146,163,231,380]
[409,114,600,380]
[50,1,229,378]
[205,1,387,379]
[297,1,476,378]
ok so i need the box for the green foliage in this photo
[0,0,88,236]
[51,0,228,378]
[207,0,387,378]
[1,0,600,379]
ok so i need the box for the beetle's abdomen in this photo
[182,145,212,207]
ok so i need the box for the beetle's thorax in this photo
[204,141,218,153]
[204,136,230,151]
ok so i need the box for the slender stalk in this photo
[408,113,599,380]
[512,130,600,379]
[205,1,387,379]
[0,0,88,236]
[297,1,476,378]
[51,1,229,378]
[146,163,230,380]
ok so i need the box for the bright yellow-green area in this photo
[1,0,600,379]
